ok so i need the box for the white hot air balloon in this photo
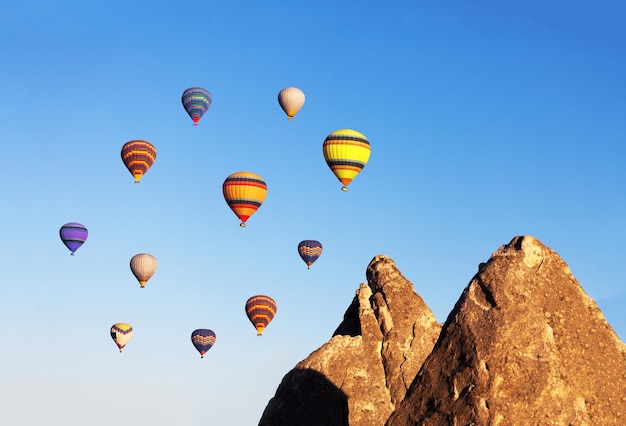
[110,323,134,353]
[278,87,305,120]
[130,253,158,288]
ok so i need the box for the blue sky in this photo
[1,1,625,424]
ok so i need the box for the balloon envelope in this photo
[130,253,158,288]
[223,172,267,227]
[59,222,88,255]
[121,140,156,183]
[245,295,276,336]
[191,329,216,358]
[297,240,323,269]
[182,87,212,125]
[278,87,305,120]
[322,129,370,191]
[110,323,133,352]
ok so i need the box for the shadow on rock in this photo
[259,367,348,426]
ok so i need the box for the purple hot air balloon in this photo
[297,240,323,269]
[191,329,216,358]
[59,222,88,256]
[182,87,212,126]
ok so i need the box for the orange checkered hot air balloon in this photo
[222,171,267,227]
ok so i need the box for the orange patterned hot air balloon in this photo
[222,172,267,227]
[245,295,277,336]
[121,140,156,184]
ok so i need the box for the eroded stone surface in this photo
[259,255,442,426]
[387,236,626,426]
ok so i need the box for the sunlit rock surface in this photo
[259,255,441,426]
[387,236,626,425]
[259,236,626,426]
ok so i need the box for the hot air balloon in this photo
[182,87,212,125]
[278,87,305,120]
[191,329,216,358]
[121,140,157,184]
[130,253,158,288]
[110,323,133,353]
[245,295,277,336]
[322,129,370,191]
[59,222,88,255]
[297,240,323,269]
[223,171,267,227]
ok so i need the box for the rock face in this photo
[259,236,626,425]
[387,236,626,425]
[258,255,442,426]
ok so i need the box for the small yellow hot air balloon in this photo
[222,172,267,227]
[278,87,305,120]
[110,323,134,353]
[322,129,371,191]
[130,253,158,288]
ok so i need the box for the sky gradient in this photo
[1,1,625,424]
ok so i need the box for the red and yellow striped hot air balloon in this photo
[222,171,267,227]
[245,295,277,336]
[322,129,370,191]
[121,140,157,184]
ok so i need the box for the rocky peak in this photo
[387,235,626,425]
[259,236,626,425]
[259,255,442,426]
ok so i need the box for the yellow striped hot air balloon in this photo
[322,129,370,191]
[222,172,267,227]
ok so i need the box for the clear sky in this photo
[1,1,625,425]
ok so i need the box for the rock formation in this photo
[387,236,626,425]
[259,255,442,426]
[259,236,626,425]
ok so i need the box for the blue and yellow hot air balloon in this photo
[110,323,134,353]
[297,240,323,269]
[182,87,212,126]
[191,329,216,358]
[59,222,88,255]
[245,295,276,336]
[223,172,267,227]
[121,140,156,184]
[322,129,370,191]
